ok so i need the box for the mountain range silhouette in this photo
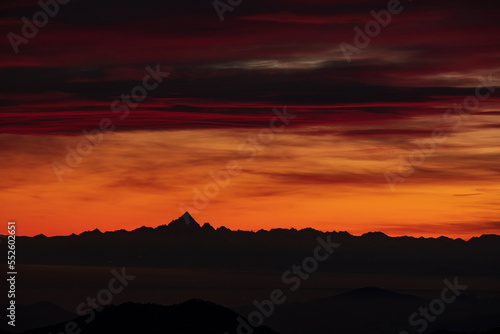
[8,213,500,277]
[2,214,499,334]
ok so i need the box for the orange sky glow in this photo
[2,106,500,239]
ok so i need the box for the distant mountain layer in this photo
[4,213,500,276]
[0,299,277,334]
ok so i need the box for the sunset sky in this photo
[1,0,499,238]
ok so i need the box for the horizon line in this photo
[5,212,499,241]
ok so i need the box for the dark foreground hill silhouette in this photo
[7,213,500,277]
[0,299,278,334]
[433,329,500,334]
[3,290,499,334]
[235,287,500,334]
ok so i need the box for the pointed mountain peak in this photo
[167,212,201,230]
[181,211,196,222]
